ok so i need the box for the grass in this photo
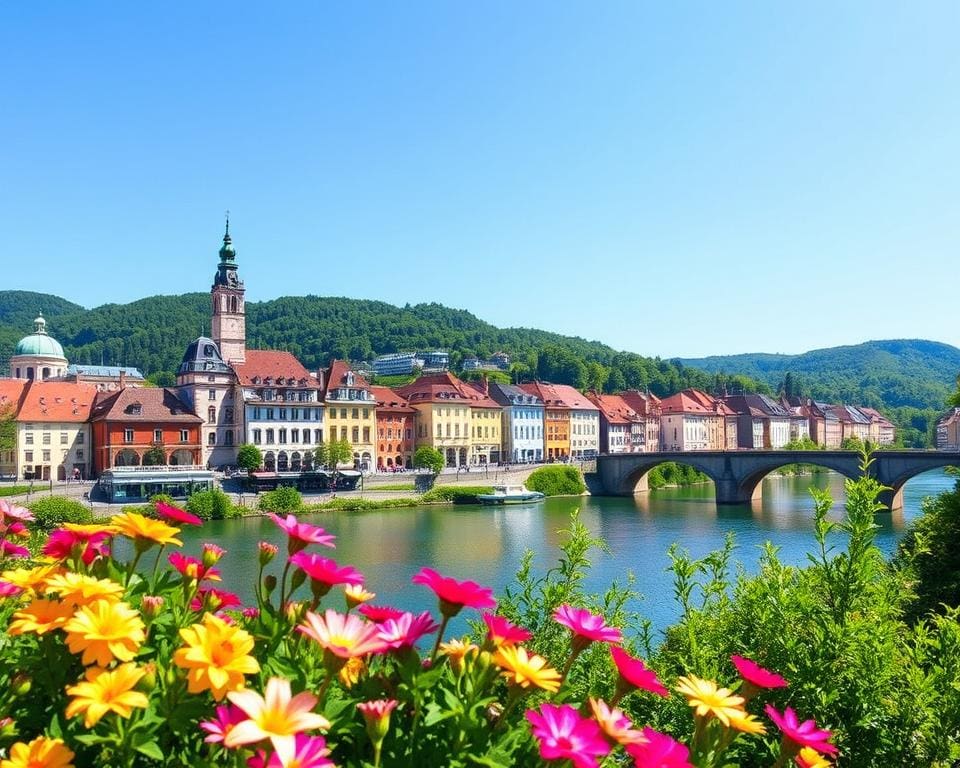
[0,486,29,498]
[368,483,416,491]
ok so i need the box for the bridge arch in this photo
[609,456,723,496]
[735,456,862,505]
[875,456,959,511]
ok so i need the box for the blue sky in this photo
[1,3,956,358]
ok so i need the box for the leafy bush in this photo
[420,485,494,504]
[28,496,92,531]
[647,462,710,489]
[412,446,444,475]
[306,497,422,512]
[524,465,586,496]
[185,488,238,520]
[894,479,960,623]
[258,485,303,513]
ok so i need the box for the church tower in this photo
[210,216,246,364]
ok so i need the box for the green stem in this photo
[125,549,144,586]
[149,545,166,591]
[278,559,293,608]
[431,614,452,663]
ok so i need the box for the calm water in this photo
[175,470,955,640]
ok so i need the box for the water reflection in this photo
[174,470,954,640]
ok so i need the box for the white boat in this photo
[477,484,545,505]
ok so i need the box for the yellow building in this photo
[398,373,488,468]
[321,360,377,470]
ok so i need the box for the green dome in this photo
[13,314,66,359]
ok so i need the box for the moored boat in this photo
[477,484,545,505]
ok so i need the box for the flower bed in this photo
[0,495,846,768]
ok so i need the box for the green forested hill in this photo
[0,291,760,398]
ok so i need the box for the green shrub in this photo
[306,497,422,512]
[28,496,93,531]
[420,485,494,504]
[524,465,586,496]
[258,486,303,513]
[186,488,238,520]
[0,486,29,498]
[647,462,710,489]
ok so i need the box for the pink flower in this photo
[411,567,495,617]
[377,611,440,650]
[263,734,334,767]
[0,581,22,598]
[202,543,226,567]
[5,522,27,537]
[42,528,112,564]
[156,500,203,526]
[482,613,532,646]
[765,705,838,756]
[0,540,29,558]
[170,552,221,582]
[269,514,335,553]
[242,607,261,620]
[554,605,623,647]
[258,541,279,565]
[0,501,34,522]
[610,646,669,698]
[200,703,246,744]
[731,655,788,690]
[526,702,611,768]
[358,699,398,746]
[190,587,243,612]
[358,604,405,624]
[625,727,693,767]
[289,552,363,595]
[298,609,387,659]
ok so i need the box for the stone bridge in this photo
[594,450,960,510]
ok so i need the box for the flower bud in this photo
[290,568,307,595]
[138,662,158,692]
[141,595,164,620]
[358,699,398,747]
[0,717,15,738]
[202,543,225,568]
[258,541,278,567]
[10,673,31,697]
[263,574,278,595]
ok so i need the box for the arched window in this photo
[230,296,238,313]
[42,367,50,379]
[208,407,216,424]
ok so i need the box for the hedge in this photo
[524,465,586,496]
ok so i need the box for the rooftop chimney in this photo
[119,369,126,389]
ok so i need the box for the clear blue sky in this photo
[1,3,956,358]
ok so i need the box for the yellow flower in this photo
[338,656,366,688]
[675,675,746,727]
[796,747,832,768]
[727,708,767,734]
[173,612,260,701]
[8,598,73,636]
[44,573,124,608]
[62,523,117,536]
[65,663,149,727]
[1,565,63,595]
[0,736,75,768]
[344,583,375,609]
[493,645,561,693]
[439,637,479,675]
[110,512,182,549]
[63,600,145,666]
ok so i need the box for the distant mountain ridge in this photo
[677,339,960,411]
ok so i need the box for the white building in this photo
[488,382,544,463]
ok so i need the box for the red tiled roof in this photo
[17,381,98,422]
[322,359,373,399]
[661,390,712,415]
[370,386,416,414]
[398,372,500,408]
[619,390,662,418]
[0,379,27,415]
[90,387,202,423]
[518,382,597,411]
[585,393,640,425]
[233,350,315,388]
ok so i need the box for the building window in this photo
[209,389,216,401]
[352,427,359,443]
[340,427,348,441]
[25,434,33,445]
[60,432,68,444]
[266,429,274,444]
[42,433,51,445]
[314,429,322,443]
[24,451,33,462]
[208,433,216,446]
[225,431,234,446]
[180,429,189,443]
[124,429,134,444]
[224,407,234,423]
[42,450,50,462]
[362,427,370,443]
[253,429,262,444]
[208,407,216,424]
[154,429,163,443]
[76,449,84,459]
[291,429,299,443]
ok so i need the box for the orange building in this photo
[90,387,203,475]
[518,382,570,460]
[371,385,416,471]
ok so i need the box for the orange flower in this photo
[63,600,145,666]
[588,697,647,745]
[225,677,330,764]
[796,747,832,768]
[110,512,182,550]
[173,613,260,701]
[44,573,124,608]
[727,708,767,735]
[8,598,73,636]
[493,645,561,693]
[0,736,75,768]
[339,656,366,688]
[65,663,149,727]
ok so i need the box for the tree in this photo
[315,440,353,469]
[313,442,330,469]
[146,371,176,387]
[413,446,444,475]
[142,444,166,466]
[237,443,263,472]
[0,402,15,457]
[948,374,960,408]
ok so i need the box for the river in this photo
[174,470,955,640]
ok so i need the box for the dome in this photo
[13,314,66,359]
[178,336,232,375]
